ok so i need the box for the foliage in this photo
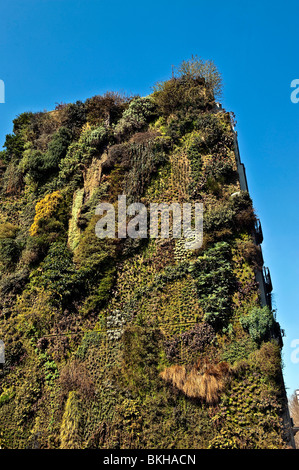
[86,91,130,126]
[73,215,116,276]
[0,222,20,271]
[67,188,84,250]
[120,325,163,396]
[29,190,66,237]
[4,132,26,164]
[174,55,223,99]
[221,337,256,364]
[59,360,95,398]
[164,322,215,362]
[0,62,287,450]
[153,76,209,117]
[2,161,23,194]
[247,341,281,381]
[60,100,87,135]
[189,242,236,328]
[0,238,21,271]
[114,97,157,139]
[60,391,82,449]
[58,123,108,186]
[44,127,72,170]
[209,358,285,449]
[202,192,256,241]
[239,306,276,345]
[29,242,83,307]
[230,191,256,231]
[15,287,59,336]
[123,138,168,200]
[19,149,44,181]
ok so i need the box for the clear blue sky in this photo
[0,0,298,396]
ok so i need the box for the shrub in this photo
[239,306,275,345]
[0,222,19,239]
[61,100,87,135]
[76,185,109,231]
[204,160,236,187]
[84,125,108,148]
[164,322,215,362]
[19,149,45,180]
[86,91,130,126]
[30,242,83,307]
[181,323,215,350]
[0,267,29,313]
[3,133,25,164]
[59,360,95,398]
[194,113,234,152]
[101,142,132,174]
[58,141,85,186]
[21,235,49,266]
[73,215,116,275]
[189,242,235,328]
[2,112,34,164]
[153,78,187,116]
[248,341,281,381]
[230,191,256,231]
[123,138,168,200]
[15,287,59,337]
[153,76,208,116]
[114,97,157,139]
[0,239,21,271]
[234,236,263,271]
[19,127,72,182]
[45,126,72,170]
[2,337,25,368]
[152,57,222,117]
[203,203,235,234]
[80,269,116,317]
[174,55,223,99]
[12,112,34,135]
[165,110,198,141]
[221,337,256,364]
[2,161,23,194]
[58,124,108,185]
[72,216,117,310]
[203,192,256,238]
[29,190,66,237]
[26,110,60,151]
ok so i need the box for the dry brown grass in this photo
[160,364,187,390]
[59,360,95,398]
[160,359,232,404]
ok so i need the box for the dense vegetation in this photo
[0,57,289,449]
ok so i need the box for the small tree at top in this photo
[175,55,223,100]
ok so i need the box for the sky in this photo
[0,0,298,396]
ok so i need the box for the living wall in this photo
[0,57,289,449]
